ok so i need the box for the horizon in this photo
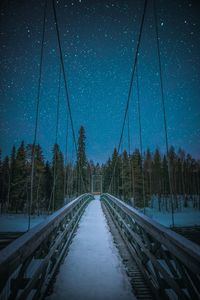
[1,137,199,165]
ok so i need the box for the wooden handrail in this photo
[102,193,200,299]
[0,194,92,291]
[102,193,200,273]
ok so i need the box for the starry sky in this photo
[0,0,200,163]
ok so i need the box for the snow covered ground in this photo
[0,213,48,232]
[145,207,200,227]
[46,196,135,300]
[144,195,200,227]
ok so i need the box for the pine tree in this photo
[0,149,3,212]
[1,156,10,213]
[25,144,46,213]
[110,148,119,196]
[144,148,152,198]
[162,155,169,194]
[168,146,176,192]
[76,126,88,194]
[52,144,64,210]
[178,149,186,196]
[152,148,162,211]
[121,150,131,201]
[102,158,112,193]
[34,144,45,214]
[9,146,17,211]
[12,142,27,212]
[131,149,143,208]
[44,161,52,210]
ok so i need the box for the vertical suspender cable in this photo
[52,0,86,194]
[153,0,174,226]
[121,142,124,200]
[136,65,146,213]
[127,112,132,201]
[48,65,61,213]
[108,0,147,194]
[52,64,61,212]
[64,113,69,201]
[28,0,47,231]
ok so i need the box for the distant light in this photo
[161,22,164,26]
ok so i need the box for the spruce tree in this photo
[1,156,10,213]
[13,142,27,212]
[131,149,143,208]
[76,126,88,194]
[0,149,3,212]
[52,144,64,210]
[102,158,112,193]
[35,144,45,214]
[111,148,119,196]
[44,161,52,210]
[9,146,16,211]
[152,148,162,211]
[144,148,152,199]
[121,150,131,201]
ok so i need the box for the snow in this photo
[145,207,200,227]
[144,195,200,227]
[0,214,48,232]
[46,196,135,300]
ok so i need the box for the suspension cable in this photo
[108,0,147,193]
[52,64,61,212]
[127,112,133,201]
[136,65,146,213]
[52,0,87,194]
[121,139,124,200]
[64,112,69,201]
[153,0,174,226]
[47,65,61,213]
[28,0,47,231]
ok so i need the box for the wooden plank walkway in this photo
[46,197,135,300]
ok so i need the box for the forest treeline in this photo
[103,147,200,210]
[0,126,199,214]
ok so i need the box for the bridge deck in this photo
[46,196,135,300]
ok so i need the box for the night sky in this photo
[0,0,200,163]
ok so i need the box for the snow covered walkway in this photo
[47,196,135,300]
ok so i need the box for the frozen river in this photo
[47,196,135,300]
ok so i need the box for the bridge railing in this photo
[0,193,93,300]
[101,193,200,300]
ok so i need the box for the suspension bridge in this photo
[0,194,200,300]
[0,0,200,299]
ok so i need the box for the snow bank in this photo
[145,195,200,227]
[0,214,48,232]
